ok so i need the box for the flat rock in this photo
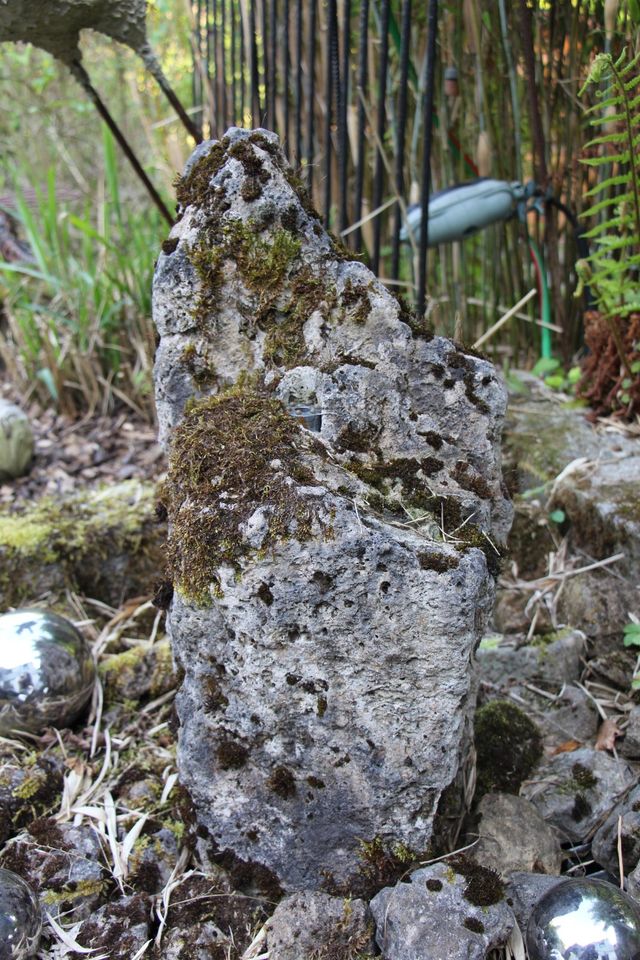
[472,793,563,876]
[153,130,512,890]
[505,872,566,931]
[592,783,640,875]
[521,747,635,844]
[0,819,108,921]
[369,859,514,960]
[476,629,585,693]
[620,706,640,759]
[72,895,150,960]
[265,891,375,960]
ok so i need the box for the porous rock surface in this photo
[369,860,514,960]
[153,128,512,890]
[471,793,563,876]
[265,890,375,960]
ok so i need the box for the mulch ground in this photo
[1,382,165,509]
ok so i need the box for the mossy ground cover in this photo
[0,480,164,607]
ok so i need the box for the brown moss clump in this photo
[447,351,490,413]
[267,765,297,799]
[474,700,542,798]
[449,855,505,906]
[160,392,323,604]
[418,551,460,573]
[452,461,492,500]
[175,137,231,209]
[262,264,336,368]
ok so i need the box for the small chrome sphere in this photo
[526,877,640,960]
[0,867,42,959]
[0,609,95,737]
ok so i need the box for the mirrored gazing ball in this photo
[0,867,42,959]
[0,609,95,737]
[526,877,640,960]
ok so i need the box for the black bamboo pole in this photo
[295,0,303,164]
[417,0,438,315]
[284,0,291,153]
[338,0,351,234]
[220,0,227,131]
[305,0,318,194]
[390,0,412,279]
[324,0,338,224]
[353,0,369,252]
[371,0,391,274]
[261,0,270,127]
[269,0,277,131]
[249,0,260,125]
[231,0,237,125]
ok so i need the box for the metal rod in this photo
[372,0,391,274]
[417,0,438,314]
[139,43,202,144]
[239,1,246,123]
[390,0,412,279]
[70,61,173,227]
[353,0,369,252]
[295,0,303,164]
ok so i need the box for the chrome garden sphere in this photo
[526,877,640,960]
[0,609,95,737]
[0,867,42,959]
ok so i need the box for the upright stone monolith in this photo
[153,128,512,892]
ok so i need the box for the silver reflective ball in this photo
[0,609,95,737]
[0,867,42,959]
[526,877,640,960]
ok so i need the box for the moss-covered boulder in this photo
[0,480,165,607]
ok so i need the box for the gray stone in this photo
[505,872,566,932]
[521,747,635,844]
[0,820,108,921]
[369,860,514,960]
[159,873,260,959]
[621,706,640,759]
[476,629,585,693]
[72,895,150,960]
[536,685,599,748]
[550,452,640,590]
[592,784,640,876]
[153,130,512,891]
[472,793,563,876]
[265,891,375,960]
[0,399,33,481]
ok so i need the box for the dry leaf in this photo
[596,717,622,752]
[549,739,582,756]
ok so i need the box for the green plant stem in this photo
[609,56,640,261]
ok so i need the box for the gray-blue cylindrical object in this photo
[401,178,523,246]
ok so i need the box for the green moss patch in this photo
[474,699,542,798]
[0,480,163,608]
[159,391,327,604]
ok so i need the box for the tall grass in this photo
[0,126,165,420]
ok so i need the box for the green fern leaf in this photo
[582,152,631,167]
[586,174,634,195]
[582,196,632,218]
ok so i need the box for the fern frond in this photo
[583,218,626,239]
[619,51,640,76]
[586,174,634,195]
[582,195,632,218]
[585,92,624,114]
[582,152,633,166]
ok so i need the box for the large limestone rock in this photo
[153,128,512,891]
